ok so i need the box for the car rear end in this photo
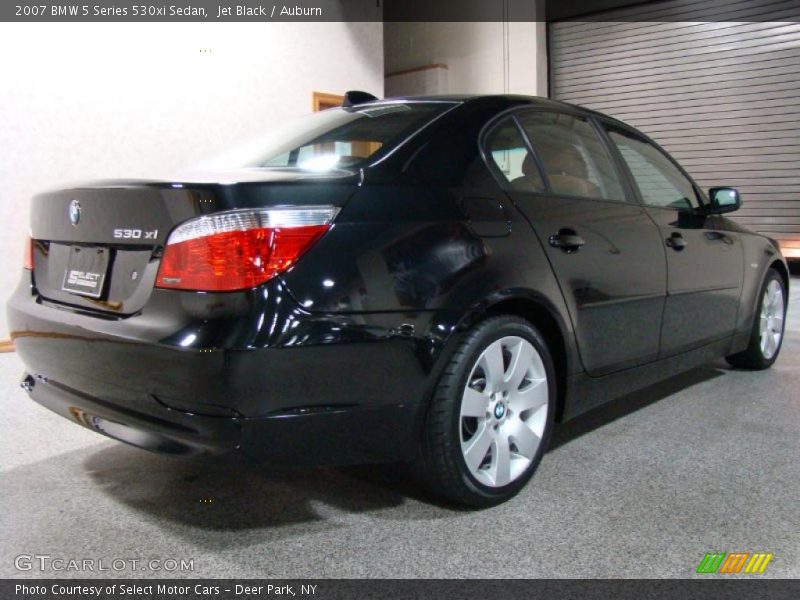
[8,176,350,459]
[7,100,461,465]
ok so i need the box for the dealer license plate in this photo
[61,246,110,298]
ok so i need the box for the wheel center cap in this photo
[494,402,506,420]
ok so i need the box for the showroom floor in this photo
[2,279,798,579]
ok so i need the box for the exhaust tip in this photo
[20,374,35,393]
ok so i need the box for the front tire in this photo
[413,316,555,507]
[726,268,787,370]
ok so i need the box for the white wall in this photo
[0,22,383,338]
[384,22,547,97]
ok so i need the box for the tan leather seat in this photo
[536,143,601,198]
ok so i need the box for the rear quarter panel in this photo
[279,182,580,375]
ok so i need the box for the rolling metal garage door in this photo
[549,0,800,258]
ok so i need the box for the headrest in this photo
[522,153,539,177]
[536,143,588,179]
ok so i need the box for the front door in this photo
[604,126,744,356]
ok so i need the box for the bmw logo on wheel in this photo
[494,403,506,419]
[68,199,81,226]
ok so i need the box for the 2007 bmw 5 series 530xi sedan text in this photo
[8,94,789,506]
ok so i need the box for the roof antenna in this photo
[342,90,378,107]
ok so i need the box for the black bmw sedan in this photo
[8,94,789,506]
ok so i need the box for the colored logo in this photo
[696,552,773,574]
[69,200,81,226]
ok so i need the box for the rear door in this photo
[602,124,744,356]
[487,109,667,376]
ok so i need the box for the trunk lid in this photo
[29,169,357,316]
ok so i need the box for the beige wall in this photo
[0,22,383,338]
[384,22,547,97]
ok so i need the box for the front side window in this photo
[517,112,626,201]
[608,129,700,211]
[194,102,455,171]
[485,119,545,192]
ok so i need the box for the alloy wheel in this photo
[459,336,548,488]
[760,279,785,360]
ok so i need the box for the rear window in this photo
[196,102,455,171]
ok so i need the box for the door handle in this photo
[704,231,734,245]
[549,228,585,253]
[666,232,687,251]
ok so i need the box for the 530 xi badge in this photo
[113,228,158,240]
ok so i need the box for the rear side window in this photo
[608,129,700,211]
[517,112,626,201]
[485,119,545,192]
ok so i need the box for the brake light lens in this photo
[156,206,339,292]
[24,236,34,270]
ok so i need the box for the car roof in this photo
[367,94,629,128]
[367,93,576,110]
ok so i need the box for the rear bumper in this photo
[7,278,433,465]
[21,374,420,465]
[23,373,240,459]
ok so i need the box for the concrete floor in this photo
[2,279,798,579]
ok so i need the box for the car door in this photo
[603,124,744,357]
[486,110,667,377]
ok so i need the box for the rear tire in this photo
[413,316,555,507]
[726,269,786,370]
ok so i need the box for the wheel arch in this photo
[749,258,790,321]
[451,290,574,423]
[770,259,790,299]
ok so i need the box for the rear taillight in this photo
[155,206,339,292]
[24,236,34,270]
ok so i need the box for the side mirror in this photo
[708,187,741,214]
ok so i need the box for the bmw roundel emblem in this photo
[68,200,81,226]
